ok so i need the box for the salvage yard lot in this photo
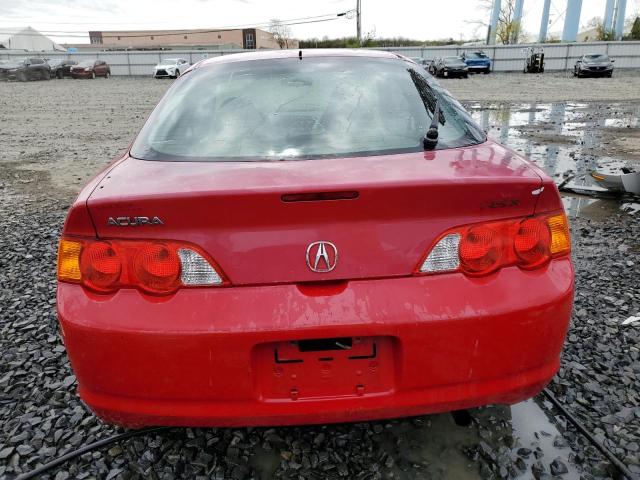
[0,72,639,479]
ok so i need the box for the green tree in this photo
[630,17,640,40]
[587,17,614,41]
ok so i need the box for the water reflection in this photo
[245,399,581,479]
[467,102,640,219]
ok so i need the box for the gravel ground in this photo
[0,74,639,480]
[446,69,640,103]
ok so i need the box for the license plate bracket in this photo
[254,336,395,401]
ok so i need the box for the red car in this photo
[57,50,573,428]
[70,59,110,79]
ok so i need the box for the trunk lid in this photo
[87,142,543,286]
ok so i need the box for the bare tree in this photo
[586,16,614,41]
[268,19,293,49]
[473,0,525,45]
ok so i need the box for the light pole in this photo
[357,0,362,46]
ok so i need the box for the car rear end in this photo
[57,51,573,427]
[70,63,93,78]
[464,53,492,73]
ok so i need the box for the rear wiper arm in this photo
[423,100,443,150]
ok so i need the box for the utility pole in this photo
[357,0,362,46]
[538,0,552,42]
[487,0,501,45]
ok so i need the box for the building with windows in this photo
[86,28,293,50]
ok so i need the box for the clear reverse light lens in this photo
[178,249,223,285]
[420,233,461,273]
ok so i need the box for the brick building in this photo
[87,28,295,50]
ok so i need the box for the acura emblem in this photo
[306,241,338,273]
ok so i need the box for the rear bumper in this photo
[57,259,573,427]
[466,64,490,70]
[442,69,468,77]
[580,68,613,76]
[70,71,93,78]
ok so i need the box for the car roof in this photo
[196,49,401,69]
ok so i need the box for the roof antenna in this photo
[299,50,302,60]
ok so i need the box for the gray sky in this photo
[0,0,639,43]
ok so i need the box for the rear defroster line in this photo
[13,392,638,479]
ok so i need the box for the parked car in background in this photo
[462,51,492,73]
[57,49,573,428]
[50,59,78,79]
[427,59,437,75]
[433,56,468,78]
[70,60,111,79]
[0,58,50,81]
[154,58,189,79]
[573,54,614,78]
[409,57,430,71]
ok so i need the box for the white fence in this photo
[384,41,640,71]
[2,41,640,75]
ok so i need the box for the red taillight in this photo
[514,218,551,268]
[133,243,181,294]
[58,238,226,295]
[80,241,122,292]
[417,211,570,277]
[459,226,502,275]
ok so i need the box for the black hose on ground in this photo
[14,426,170,480]
[543,389,639,480]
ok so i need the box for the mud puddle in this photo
[466,102,640,220]
[247,398,582,479]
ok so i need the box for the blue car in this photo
[462,51,492,73]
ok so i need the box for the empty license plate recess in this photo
[253,336,395,401]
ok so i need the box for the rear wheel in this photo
[57,70,63,79]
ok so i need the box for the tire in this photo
[105,71,110,78]
[56,70,63,79]
[42,70,50,80]
[174,70,180,78]
[607,72,612,78]
[463,73,468,78]
[90,71,95,79]
[483,67,490,74]
[18,71,27,82]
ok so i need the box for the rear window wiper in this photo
[423,100,444,150]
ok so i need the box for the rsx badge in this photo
[107,216,164,226]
